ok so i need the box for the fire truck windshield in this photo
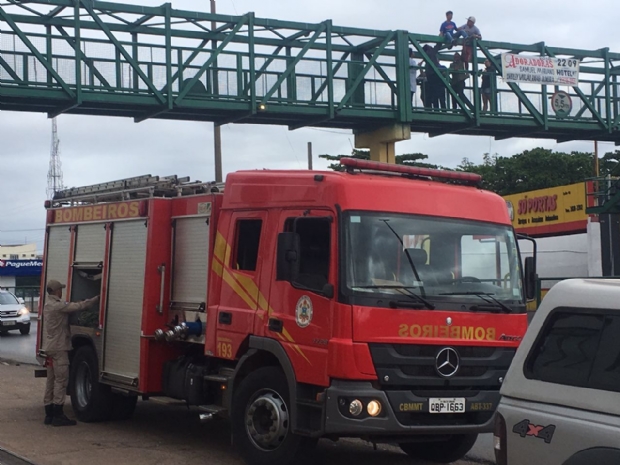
[343,212,525,313]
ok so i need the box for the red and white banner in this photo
[501,53,580,86]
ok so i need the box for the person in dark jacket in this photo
[423,45,447,110]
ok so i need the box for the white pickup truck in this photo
[494,279,620,465]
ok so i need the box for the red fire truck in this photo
[37,159,535,465]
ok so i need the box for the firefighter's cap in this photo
[46,279,66,292]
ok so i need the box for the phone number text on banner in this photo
[501,53,580,86]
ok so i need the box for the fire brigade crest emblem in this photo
[295,295,313,328]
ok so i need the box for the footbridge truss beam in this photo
[1,0,620,144]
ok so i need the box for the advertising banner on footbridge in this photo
[501,53,580,86]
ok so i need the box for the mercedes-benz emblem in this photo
[435,347,460,378]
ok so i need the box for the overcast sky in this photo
[1,0,618,253]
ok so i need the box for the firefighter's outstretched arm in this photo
[60,295,100,313]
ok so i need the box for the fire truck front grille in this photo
[0,310,18,318]
[369,344,516,390]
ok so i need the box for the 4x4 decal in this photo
[512,419,556,444]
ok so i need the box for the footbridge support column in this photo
[354,124,411,164]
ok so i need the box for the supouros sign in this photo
[503,183,589,236]
[50,201,147,224]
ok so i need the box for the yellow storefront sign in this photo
[503,182,589,236]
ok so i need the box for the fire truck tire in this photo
[399,434,478,463]
[232,367,308,465]
[69,346,113,423]
[110,394,138,421]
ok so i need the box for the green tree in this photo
[600,150,620,176]
[458,148,601,195]
[318,149,369,171]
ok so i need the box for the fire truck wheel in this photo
[232,367,307,465]
[69,346,113,422]
[110,394,138,421]
[399,434,478,463]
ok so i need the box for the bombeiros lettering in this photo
[53,201,144,223]
[398,323,496,341]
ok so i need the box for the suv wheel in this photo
[400,434,478,463]
[19,324,30,335]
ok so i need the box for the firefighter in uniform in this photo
[42,279,99,426]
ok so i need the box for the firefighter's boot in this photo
[52,404,77,427]
[44,404,54,425]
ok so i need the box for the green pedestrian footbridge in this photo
[1,0,620,161]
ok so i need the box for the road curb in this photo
[0,358,39,368]
[0,446,38,465]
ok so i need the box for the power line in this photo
[0,228,45,233]
[309,128,351,135]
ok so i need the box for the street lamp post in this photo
[211,0,223,183]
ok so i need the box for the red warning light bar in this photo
[340,158,482,186]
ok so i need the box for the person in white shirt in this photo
[409,48,418,105]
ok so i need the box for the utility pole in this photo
[307,142,313,170]
[211,0,223,183]
[594,140,600,177]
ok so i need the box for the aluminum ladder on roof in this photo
[52,175,225,206]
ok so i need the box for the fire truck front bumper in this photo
[324,380,498,436]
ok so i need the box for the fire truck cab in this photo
[38,160,535,465]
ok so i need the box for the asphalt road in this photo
[0,321,495,464]
[0,318,39,365]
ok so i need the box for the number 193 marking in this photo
[217,342,233,359]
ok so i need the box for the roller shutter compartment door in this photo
[43,226,71,305]
[74,223,106,263]
[103,220,147,382]
[41,225,72,348]
[172,217,210,305]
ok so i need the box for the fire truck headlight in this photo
[367,400,382,417]
[349,399,363,416]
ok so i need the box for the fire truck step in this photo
[203,374,231,384]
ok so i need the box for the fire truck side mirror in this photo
[524,256,537,301]
[277,232,300,282]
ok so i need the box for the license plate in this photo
[1,321,16,326]
[429,398,466,414]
